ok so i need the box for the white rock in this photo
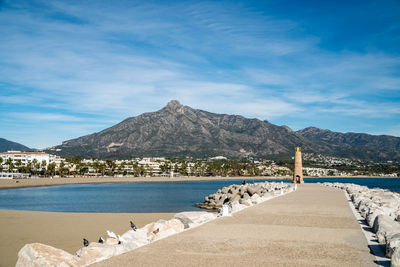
[75,242,118,266]
[392,247,400,267]
[250,194,262,204]
[16,243,78,267]
[373,215,400,244]
[144,218,185,241]
[120,228,149,247]
[174,212,217,228]
[386,233,400,258]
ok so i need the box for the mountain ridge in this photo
[48,100,400,161]
[0,138,34,153]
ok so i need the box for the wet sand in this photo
[95,184,376,267]
[0,176,284,190]
[0,210,174,267]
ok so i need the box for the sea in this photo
[0,177,398,213]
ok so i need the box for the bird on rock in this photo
[98,237,104,244]
[107,230,117,239]
[130,221,137,231]
[83,238,89,247]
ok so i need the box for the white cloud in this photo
[8,112,83,122]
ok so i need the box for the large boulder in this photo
[247,185,261,197]
[393,247,400,267]
[16,243,78,267]
[75,242,121,266]
[366,209,386,227]
[174,212,217,228]
[144,219,185,241]
[386,233,400,258]
[373,215,400,244]
[120,228,149,247]
[250,194,263,204]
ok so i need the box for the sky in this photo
[0,0,399,149]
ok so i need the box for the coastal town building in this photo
[303,167,341,177]
[0,151,55,167]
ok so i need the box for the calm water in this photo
[0,178,398,213]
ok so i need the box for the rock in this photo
[143,218,185,242]
[228,188,238,195]
[393,247,400,267]
[105,238,119,245]
[230,201,246,213]
[250,194,262,204]
[247,185,260,196]
[386,233,400,258]
[174,214,193,229]
[230,194,241,203]
[75,242,119,266]
[239,198,252,206]
[120,228,149,247]
[366,209,385,227]
[16,243,78,267]
[373,215,400,244]
[241,193,250,200]
[174,212,216,228]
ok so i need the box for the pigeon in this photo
[98,237,104,244]
[130,221,137,231]
[152,228,159,235]
[83,238,89,247]
[107,230,117,239]
[117,235,126,245]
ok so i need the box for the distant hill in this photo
[47,100,400,161]
[296,127,400,161]
[0,138,33,153]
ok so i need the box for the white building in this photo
[0,151,55,167]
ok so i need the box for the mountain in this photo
[0,138,33,153]
[296,127,400,161]
[48,100,400,161]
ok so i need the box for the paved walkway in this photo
[95,184,376,267]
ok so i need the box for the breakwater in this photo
[197,181,292,210]
[16,181,294,266]
[323,182,400,267]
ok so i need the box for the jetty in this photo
[94,184,376,266]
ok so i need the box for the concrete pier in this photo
[95,184,376,266]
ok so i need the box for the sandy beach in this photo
[0,210,175,267]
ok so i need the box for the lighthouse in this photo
[293,147,304,184]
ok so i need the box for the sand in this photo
[0,210,174,267]
[0,176,277,267]
[94,184,376,267]
[0,176,282,189]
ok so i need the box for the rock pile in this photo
[197,181,293,210]
[16,181,294,267]
[16,212,217,267]
[323,182,400,267]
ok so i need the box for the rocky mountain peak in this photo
[163,100,185,114]
[49,101,400,160]
[166,100,182,109]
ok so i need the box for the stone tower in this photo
[293,147,304,184]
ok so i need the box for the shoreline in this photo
[0,175,397,190]
[0,176,286,190]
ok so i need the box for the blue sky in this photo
[0,0,399,149]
